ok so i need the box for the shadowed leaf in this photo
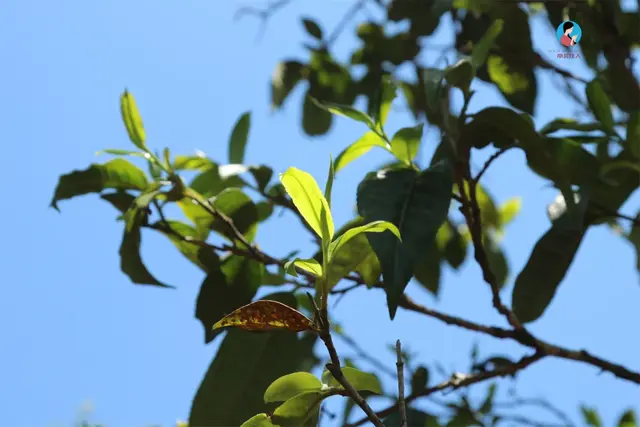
[228,112,251,164]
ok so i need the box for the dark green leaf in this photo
[410,366,429,395]
[195,254,265,343]
[627,112,640,159]
[302,93,333,136]
[471,19,504,69]
[51,159,148,210]
[512,192,588,323]
[152,220,219,273]
[628,215,640,282]
[250,165,274,192]
[301,18,323,40]
[446,59,474,94]
[539,118,606,135]
[586,79,615,135]
[311,98,375,129]
[605,61,640,113]
[617,410,636,427]
[442,221,467,270]
[119,207,171,288]
[485,236,509,289]
[581,405,602,427]
[210,188,260,242]
[479,383,496,413]
[228,112,251,164]
[272,61,306,110]
[461,107,539,150]
[357,161,454,318]
[422,68,445,112]
[414,242,441,296]
[100,191,136,214]
[486,54,537,115]
[385,408,440,427]
[189,293,318,426]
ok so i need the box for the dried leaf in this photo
[212,300,318,332]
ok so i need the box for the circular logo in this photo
[556,21,582,47]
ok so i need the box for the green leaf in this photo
[301,18,323,40]
[264,372,323,403]
[284,258,323,277]
[390,124,424,165]
[385,409,440,427]
[512,192,588,323]
[357,161,454,318]
[152,220,219,273]
[173,154,213,171]
[442,221,467,270]
[251,165,274,192]
[272,391,328,426]
[328,220,401,262]
[422,68,445,112]
[446,58,474,94]
[322,367,382,394]
[50,159,149,210]
[410,366,429,395]
[209,188,260,242]
[189,293,319,426]
[119,207,171,288]
[498,197,521,227]
[311,98,375,129]
[618,410,636,427]
[272,61,306,110]
[334,131,390,173]
[485,236,509,289]
[627,112,640,159]
[461,106,540,150]
[325,155,335,210]
[302,92,333,136]
[195,254,264,343]
[486,54,537,115]
[628,216,640,280]
[100,191,136,214]
[581,406,602,427]
[280,167,334,242]
[377,76,397,127]
[479,383,496,413]
[240,414,278,427]
[120,89,147,150]
[228,112,251,164]
[471,19,504,69]
[539,118,606,135]
[586,79,615,135]
[96,148,148,157]
[414,242,441,295]
[316,218,381,288]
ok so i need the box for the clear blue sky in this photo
[1,1,639,426]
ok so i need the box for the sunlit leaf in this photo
[618,410,637,427]
[328,220,401,261]
[280,167,334,241]
[499,197,522,227]
[539,118,606,135]
[390,124,423,165]
[272,390,328,427]
[212,300,317,332]
[284,258,323,277]
[311,98,375,129]
[581,406,602,427]
[471,19,504,69]
[120,89,147,150]
[322,367,382,394]
[264,372,323,403]
[334,132,390,173]
[240,414,278,427]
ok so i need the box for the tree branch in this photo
[396,340,407,427]
[348,352,545,426]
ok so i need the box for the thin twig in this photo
[348,352,545,426]
[473,146,516,184]
[325,0,367,47]
[396,340,407,427]
[335,330,398,378]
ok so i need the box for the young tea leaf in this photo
[328,220,401,261]
[321,367,382,394]
[334,132,390,173]
[284,258,323,278]
[272,391,328,427]
[390,124,424,165]
[311,98,375,130]
[471,19,504,69]
[120,89,148,150]
[586,79,615,135]
[280,167,334,242]
[240,414,278,427]
[264,372,323,403]
[212,300,317,332]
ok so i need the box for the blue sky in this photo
[1,1,639,426]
